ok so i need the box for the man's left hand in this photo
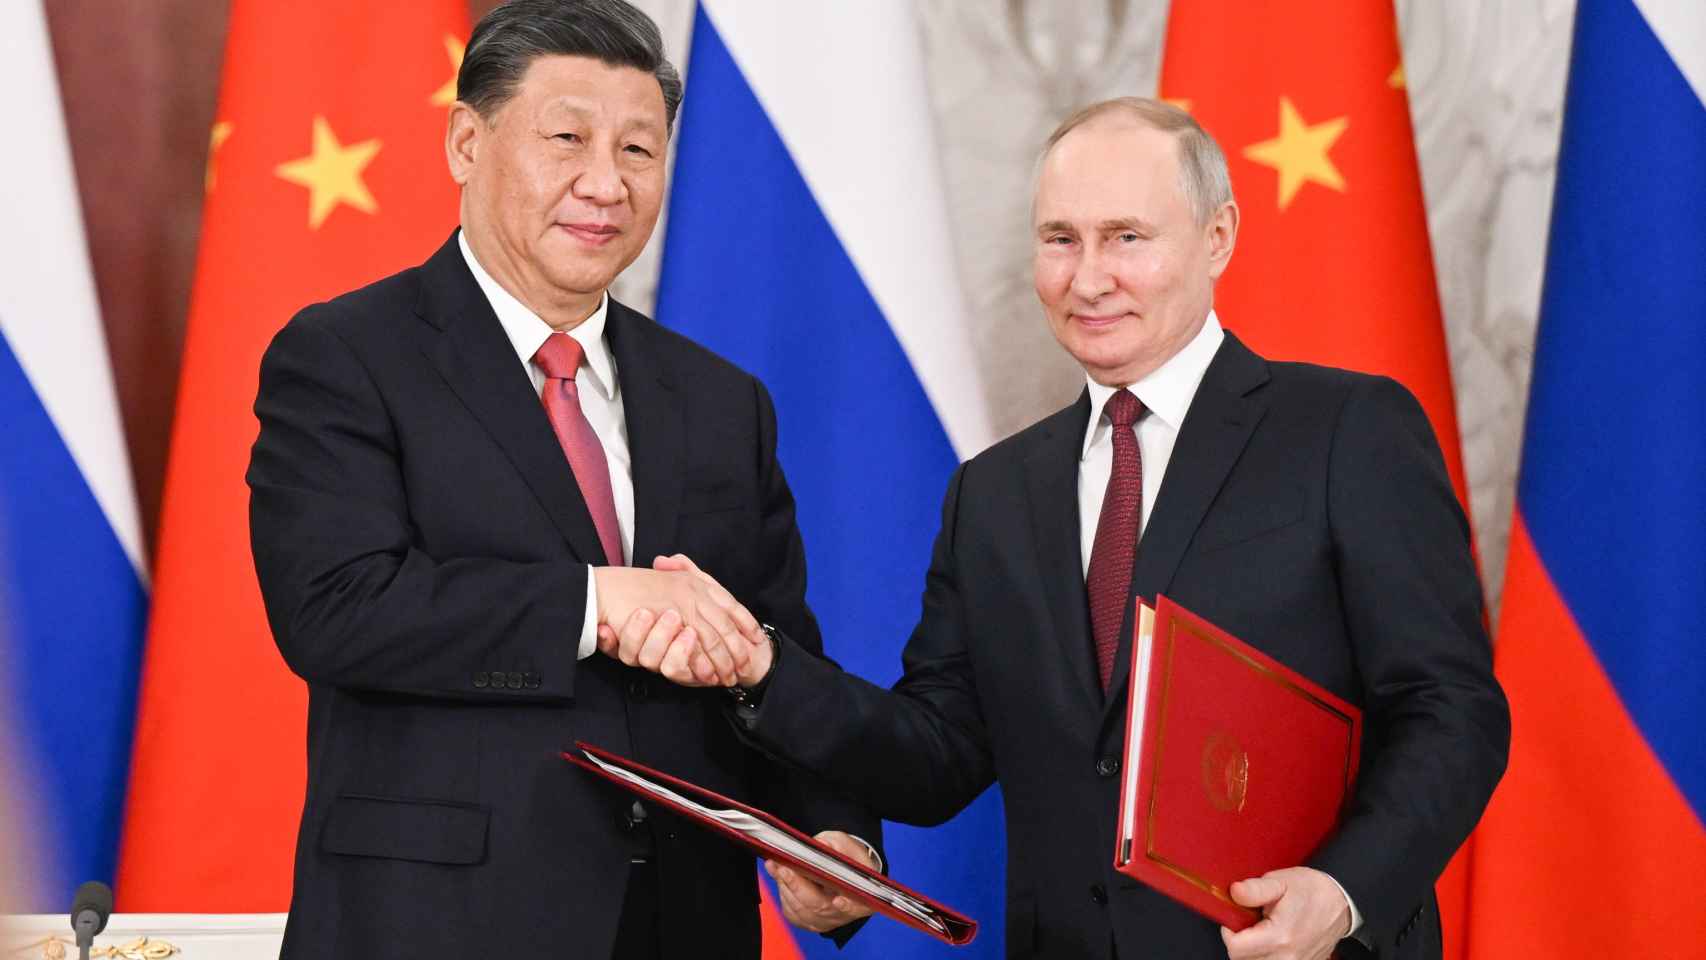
[1221,867,1351,960]
[765,831,877,934]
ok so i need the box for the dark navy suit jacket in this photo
[249,233,878,959]
[741,333,1509,959]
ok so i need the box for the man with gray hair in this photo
[615,97,1510,958]
[247,2,880,957]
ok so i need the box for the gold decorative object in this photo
[8,935,179,959]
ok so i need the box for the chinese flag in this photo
[114,2,468,908]
[1160,2,1474,957]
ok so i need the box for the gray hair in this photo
[1041,97,1233,225]
[458,0,683,130]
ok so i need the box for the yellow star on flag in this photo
[205,121,234,193]
[275,116,382,230]
[1242,96,1349,211]
[1389,62,1406,89]
[430,35,467,107]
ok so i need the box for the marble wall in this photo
[612,0,1579,619]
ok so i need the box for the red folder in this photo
[1113,596,1362,931]
[564,742,978,946]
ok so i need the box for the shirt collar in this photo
[458,229,617,400]
[1080,310,1226,461]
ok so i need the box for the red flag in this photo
[1160,3,1474,956]
[115,2,468,908]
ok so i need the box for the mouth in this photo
[1071,311,1133,330]
[558,222,621,246]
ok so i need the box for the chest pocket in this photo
[1193,487,1305,554]
[680,480,747,515]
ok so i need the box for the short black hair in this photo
[458,0,682,129]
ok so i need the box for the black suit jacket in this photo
[741,333,1509,958]
[247,233,878,959]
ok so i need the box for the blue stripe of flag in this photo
[656,5,1007,955]
[0,327,148,910]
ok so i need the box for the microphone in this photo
[69,881,112,960]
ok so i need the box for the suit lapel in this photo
[1024,391,1103,714]
[413,233,610,564]
[1099,333,1271,735]
[605,301,684,568]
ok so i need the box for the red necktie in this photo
[533,333,625,566]
[1086,389,1145,691]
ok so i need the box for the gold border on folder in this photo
[1142,616,1358,906]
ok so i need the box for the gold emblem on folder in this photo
[1201,731,1250,813]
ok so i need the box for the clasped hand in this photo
[592,555,772,688]
[592,556,768,686]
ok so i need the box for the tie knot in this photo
[532,333,584,380]
[1106,389,1144,428]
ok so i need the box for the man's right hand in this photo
[592,564,763,687]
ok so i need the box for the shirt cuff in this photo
[1325,872,1364,940]
[845,834,883,874]
[577,566,599,660]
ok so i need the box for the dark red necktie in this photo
[1086,389,1145,691]
[532,333,625,566]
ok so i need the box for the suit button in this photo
[473,672,489,689]
[1089,883,1108,905]
[524,672,541,689]
[506,671,523,689]
[1096,757,1120,778]
[628,679,648,699]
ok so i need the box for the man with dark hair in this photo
[618,98,1510,959]
[247,2,879,957]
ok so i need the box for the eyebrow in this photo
[539,102,663,135]
[1034,217,1158,235]
[1098,217,1156,233]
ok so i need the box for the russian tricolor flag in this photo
[1467,0,1706,953]
[656,2,1003,955]
[0,0,148,911]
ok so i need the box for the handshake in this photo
[590,554,775,690]
[591,554,878,935]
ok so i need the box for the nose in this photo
[572,145,627,206]
[1069,245,1116,302]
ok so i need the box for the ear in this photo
[445,102,482,186]
[1205,200,1239,282]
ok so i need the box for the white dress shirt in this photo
[1077,312,1225,576]
[459,232,630,660]
[1075,309,1364,937]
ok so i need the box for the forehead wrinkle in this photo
[534,97,662,137]
[534,98,596,120]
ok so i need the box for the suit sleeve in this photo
[736,459,998,828]
[1307,376,1511,946]
[247,305,585,701]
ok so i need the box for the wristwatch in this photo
[727,623,780,707]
